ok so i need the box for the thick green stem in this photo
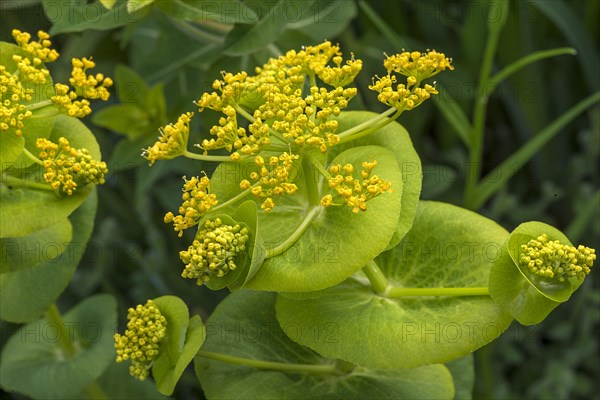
[337,107,396,140]
[22,147,44,165]
[44,303,76,357]
[198,351,337,374]
[265,206,321,258]
[2,175,54,192]
[183,150,233,162]
[386,287,490,298]
[338,109,401,144]
[362,260,389,295]
[25,99,53,111]
[211,182,259,212]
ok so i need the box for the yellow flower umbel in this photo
[51,57,113,117]
[0,65,33,136]
[114,300,167,381]
[164,175,218,236]
[370,50,453,112]
[240,152,299,211]
[179,218,250,285]
[143,112,193,165]
[323,161,392,213]
[36,137,108,195]
[519,234,596,282]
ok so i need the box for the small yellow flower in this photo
[36,137,107,195]
[245,152,299,211]
[179,218,250,285]
[383,50,453,81]
[114,300,167,381]
[325,160,392,213]
[165,175,218,236]
[519,234,595,282]
[143,112,193,165]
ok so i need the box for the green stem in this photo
[44,304,76,357]
[465,0,509,208]
[22,147,44,165]
[183,150,233,162]
[338,109,401,144]
[233,104,288,143]
[25,99,53,111]
[211,183,258,212]
[2,175,54,192]
[265,206,321,258]
[337,107,397,140]
[198,351,337,374]
[386,286,490,298]
[362,260,389,295]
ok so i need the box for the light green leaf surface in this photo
[151,296,205,396]
[332,111,422,250]
[195,290,455,400]
[1,218,72,274]
[245,145,403,291]
[276,201,513,369]
[489,221,579,325]
[0,190,97,322]
[1,115,100,238]
[0,294,117,399]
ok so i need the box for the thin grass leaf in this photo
[433,86,471,146]
[472,92,600,209]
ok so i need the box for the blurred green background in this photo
[1,0,598,399]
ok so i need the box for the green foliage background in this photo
[1,0,598,399]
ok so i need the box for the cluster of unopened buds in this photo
[114,300,167,380]
[520,234,596,282]
[179,218,250,285]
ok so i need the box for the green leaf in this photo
[0,294,117,399]
[100,0,117,8]
[115,64,150,104]
[1,114,101,238]
[195,290,455,400]
[223,0,316,56]
[0,133,24,172]
[332,111,422,250]
[43,0,151,35]
[156,0,258,24]
[446,354,475,400]
[151,296,205,396]
[1,218,72,274]
[92,104,154,139]
[0,189,97,323]
[127,0,154,13]
[286,0,357,41]
[276,201,513,369]
[242,145,403,292]
[489,221,582,325]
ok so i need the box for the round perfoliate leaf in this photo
[276,201,513,369]
[195,290,455,400]
[243,145,403,292]
[151,296,205,396]
[489,221,593,325]
[0,294,117,399]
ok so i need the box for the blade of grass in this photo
[565,190,600,243]
[357,0,407,50]
[488,47,576,92]
[471,92,600,210]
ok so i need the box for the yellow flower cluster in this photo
[37,137,108,195]
[322,161,392,213]
[179,218,250,285]
[164,175,218,236]
[0,65,33,136]
[51,57,113,117]
[114,300,167,381]
[143,112,193,165]
[193,41,360,160]
[383,50,454,81]
[240,153,299,211]
[519,234,596,282]
[370,50,453,111]
[12,30,59,63]
[315,54,363,87]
